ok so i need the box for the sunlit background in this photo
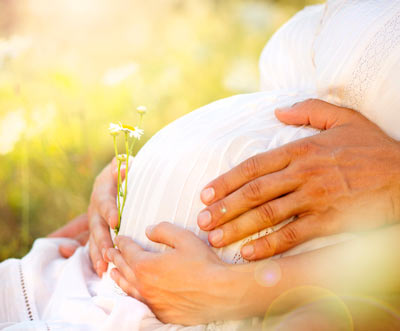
[0,0,320,260]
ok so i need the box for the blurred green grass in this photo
[0,0,320,261]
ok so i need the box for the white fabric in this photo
[2,0,400,329]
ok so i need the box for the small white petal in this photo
[109,123,123,135]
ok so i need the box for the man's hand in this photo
[105,223,240,325]
[198,99,400,260]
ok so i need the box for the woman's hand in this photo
[105,222,243,325]
[87,157,132,276]
[85,159,119,276]
[106,222,400,327]
[198,99,400,260]
[56,158,126,277]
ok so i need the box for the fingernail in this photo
[145,225,155,236]
[201,187,215,203]
[198,210,212,228]
[241,245,254,258]
[209,229,223,245]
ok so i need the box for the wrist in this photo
[212,262,275,321]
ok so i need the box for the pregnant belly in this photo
[119,91,320,264]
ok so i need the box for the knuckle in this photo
[89,212,102,228]
[298,164,318,181]
[132,260,149,279]
[116,237,128,251]
[298,141,313,155]
[312,182,329,198]
[139,285,154,301]
[282,225,299,245]
[240,156,260,180]
[259,236,274,255]
[295,140,321,158]
[257,203,277,225]
[227,221,240,238]
[93,222,108,240]
[242,180,263,202]
[216,175,230,196]
[303,98,322,111]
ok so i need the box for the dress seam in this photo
[18,261,34,322]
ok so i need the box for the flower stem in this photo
[121,132,129,214]
[115,159,122,234]
[113,136,121,234]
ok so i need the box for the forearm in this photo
[229,224,400,318]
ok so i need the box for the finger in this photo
[275,99,355,130]
[90,213,114,261]
[145,222,196,249]
[201,147,292,205]
[58,230,89,258]
[98,196,119,229]
[75,230,90,246]
[48,213,89,238]
[115,235,153,267]
[240,216,324,260]
[106,248,137,283]
[58,243,79,258]
[208,191,309,247]
[110,268,143,301]
[91,163,119,229]
[198,169,300,231]
[89,235,107,277]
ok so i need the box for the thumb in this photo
[275,99,355,130]
[145,222,194,249]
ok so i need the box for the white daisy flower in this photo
[131,126,144,139]
[108,122,123,136]
[121,124,144,140]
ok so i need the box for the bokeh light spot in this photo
[254,259,282,287]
